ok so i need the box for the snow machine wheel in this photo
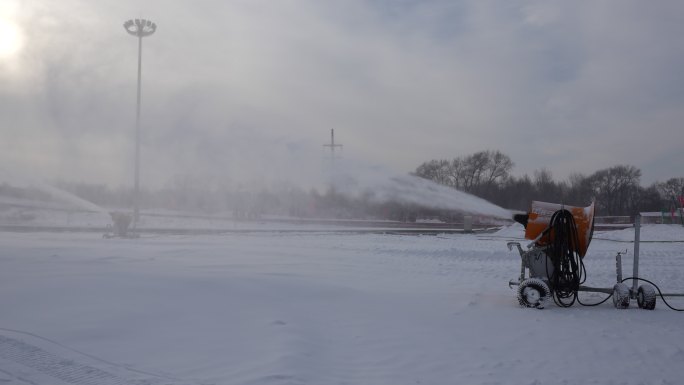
[612,283,630,309]
[637,285,656,310]
[517,278,550,309]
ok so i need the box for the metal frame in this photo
[507,241,617,296]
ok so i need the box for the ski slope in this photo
[1,225,683,385]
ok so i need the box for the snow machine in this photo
[507,201,658,310]
[103,211,139,238]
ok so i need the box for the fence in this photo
[640,210,684,225]
[593,211,684,228]
[593,216,633,230]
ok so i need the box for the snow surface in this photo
[1,227,684,385]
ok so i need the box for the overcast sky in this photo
[1,0,683,190]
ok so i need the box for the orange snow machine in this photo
[509,201,669,310]
[508,201,597,308]
[522,201,595,257]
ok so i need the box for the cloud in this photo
[1,0,683,189]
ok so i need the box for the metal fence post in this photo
[632,214,641,294]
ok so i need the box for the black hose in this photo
[621,277,684,311]
[576,291,613,307]
[545,209,585,307]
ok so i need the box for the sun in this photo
[0,17,22,59]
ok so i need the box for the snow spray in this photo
[0,168,109,217]
[34,182,109,215]
[331,161,513,220]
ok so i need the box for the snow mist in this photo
[332,162,513,220]
[0,168,109,216]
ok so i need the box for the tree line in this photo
[414,150,684,216]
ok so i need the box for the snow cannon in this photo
[103,211,137,238]
[516,201,595,257]
[509,202,682,311]
[507,201,619,309]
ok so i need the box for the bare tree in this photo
[414,159,454,187]
[485,151,515,186]
[655,177,684,200]
[414,150,514,197]
[414,154,677,215]
[500,174,534,211]
[585,165,642,215]
[460,150,513,191]
[449,158,466,189]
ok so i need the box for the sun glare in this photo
[0,17,22,59]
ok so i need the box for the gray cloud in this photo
[1,0,683,190]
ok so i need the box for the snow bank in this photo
[595,224,684,242]
[491,222,525,238]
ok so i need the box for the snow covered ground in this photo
[1,224,683,385]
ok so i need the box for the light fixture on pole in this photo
[123,18,157,224]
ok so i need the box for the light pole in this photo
[123,18,157,224]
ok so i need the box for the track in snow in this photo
[0,332,196,385]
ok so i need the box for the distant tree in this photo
[564,173,593,207]
[461,151,490,191]
[414,159,454,187]
[485,151,515,186]
[412,156,684,216]
[449,158,465,189]
[501,174,535,211]
[636,185,665,213]
[415,150,513,194]
[585,165,642,216]
[655,178,684,201]
[532,168,564,203]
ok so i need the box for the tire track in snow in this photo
[0,334,192,385]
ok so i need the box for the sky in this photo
[1,0,683,190]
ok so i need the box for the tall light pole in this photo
[123,18,157,224]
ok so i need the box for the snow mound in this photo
[492,222,525,238]
[594,224,684,242]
